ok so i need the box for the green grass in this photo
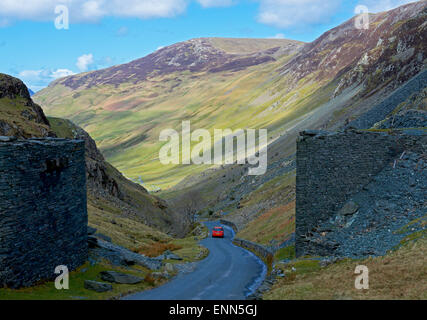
[0,97,51,137]
[0,261,156,300]
[48,117,76,138]
[274,245,296,262]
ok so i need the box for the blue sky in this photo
[0,0,418,91]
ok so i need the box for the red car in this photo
[212,226,224,238]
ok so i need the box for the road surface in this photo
[123,221,266,300]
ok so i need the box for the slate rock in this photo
[93,239,162,270]
[338,201,359,216]
[100,271,143,284]
[84,280,113,293]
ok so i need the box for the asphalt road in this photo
[123,221,266,300]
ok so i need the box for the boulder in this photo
[84,280,113,293]
[94,239,163,270]
[338,201,359,216]
[100,271,143,284]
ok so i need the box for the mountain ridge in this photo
[49,37,303,90]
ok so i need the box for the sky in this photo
[0,0,419,92]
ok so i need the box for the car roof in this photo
[214,226,223,229]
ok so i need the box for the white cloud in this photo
[76,53,94,72]
[18,70,45,81]
[257,0,342,29]
[268,33,285,39]
[18,68,75,81]
[197,0,235,8]
[0,0,189,23]
[50,69,76,79]
[18,68,76,91]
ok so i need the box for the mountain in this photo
[34,2,427,245]
[0,73,189,250]
[34,38,304,189]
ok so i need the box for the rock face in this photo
[0,73,53,138]
[0,138,87,288]
[296,130,427,257]
[89,237,163,271]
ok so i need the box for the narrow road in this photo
[123,221,266,300]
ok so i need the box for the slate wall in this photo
[0,138,87,288]
[295,129,426,257]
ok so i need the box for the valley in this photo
[0,1,426,301]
